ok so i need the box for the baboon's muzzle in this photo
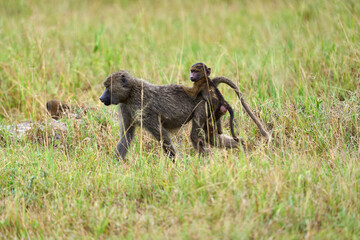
[99,90,111,106]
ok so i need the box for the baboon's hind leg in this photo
[190,103,210,155]
[146,123,176,160]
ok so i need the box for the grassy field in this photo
[0,0,359,238]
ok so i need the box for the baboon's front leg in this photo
[116,125,135,160]
[116,106,135,160]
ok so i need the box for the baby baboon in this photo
[46,100,70,120]
[182,63,238,141]
[46,100,91,120]
[99,70,239,160]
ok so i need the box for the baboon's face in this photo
[100,71,132,106]
[190,63,211,82]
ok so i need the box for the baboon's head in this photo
[46,100,69,120]
[99,70,133,106]
[190,62,211,82]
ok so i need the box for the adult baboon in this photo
[99,70,239,160]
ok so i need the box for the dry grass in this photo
[1,0,360,238]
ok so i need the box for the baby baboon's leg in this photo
[215,118,223,135]
[226,104,239,142]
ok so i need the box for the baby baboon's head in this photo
[99,70,133,106]
[190,62,211,82]
[46,100,70,120]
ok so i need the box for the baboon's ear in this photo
[207,68,211,76]
[121,75,128,87]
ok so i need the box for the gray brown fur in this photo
[99,70,239,160]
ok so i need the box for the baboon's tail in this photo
[212,76,271,141]
[212,76,241,99]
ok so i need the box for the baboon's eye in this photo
[121,74,125,79]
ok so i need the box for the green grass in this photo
[1,0,359,238]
